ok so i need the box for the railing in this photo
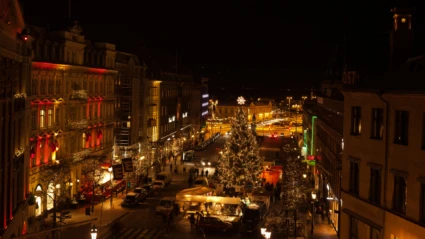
[69,90,88,100]
[68,119,88,130]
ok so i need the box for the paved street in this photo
[23,132,337,239]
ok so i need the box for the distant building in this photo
[216,98,273,122]
[114,51,148,164]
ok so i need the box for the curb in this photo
[98,212,130,238]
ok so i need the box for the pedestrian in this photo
[205,169,209,177]
[170,164,173,172]
[189,213,196,233]
[201,169,204,177]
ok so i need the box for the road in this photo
[98,134,286,239]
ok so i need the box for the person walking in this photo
[189,213,196,233]
[170,164,173,173]
[201,169,204,177]
[205,169,209,177]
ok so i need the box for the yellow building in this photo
[341,70,425,239]
[27,22,117,217]
[216,98,273,122]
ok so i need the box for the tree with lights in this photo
[217,97,263,188]
[39,160,72,228]
[265,151,308,237]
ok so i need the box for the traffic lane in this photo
[193,136,227,163]
[122,180,189,228]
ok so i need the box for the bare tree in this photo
[82,156,105,212]
[171,138,183,165]
[39,160,72,229]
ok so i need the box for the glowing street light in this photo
[90,225,97,239]
[303,173,307,178]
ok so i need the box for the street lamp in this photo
[286,96,292,117]
[261,228,266,235]
[303,173,307,179]
[265,231,271,239]
[90,224,97,239]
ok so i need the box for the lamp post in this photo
[90,224,98,239]
[108,167,113,207]
[311,191,317,234]
[286,96,292,117]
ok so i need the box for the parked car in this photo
[121,192,144,207]
[153,181,165,191]
[156,197,177,215]
[156,172,172,186]
[193,177,209,188]
[133,187,148,201]
[142,184,154,196]
[196,215,233,233]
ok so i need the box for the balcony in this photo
[67,119,88,130]
[70,90,88,100]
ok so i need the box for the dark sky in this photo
[19,0,425,90]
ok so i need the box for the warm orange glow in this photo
[97,101,101,118]
[88,68,107,74]
[32,62,69,71]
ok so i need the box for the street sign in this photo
[122,158,134,172]
[112,164,124,180]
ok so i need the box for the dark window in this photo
[351,107,361,135]
[392,175,406,214]
[350,217,358,239]
[369,168,381,204]
[370,227,380,239]
[31,111,37,130]
[420,183,425,223]
[349,162,359,195]
[394,110,409,145]
[371,108,383,139]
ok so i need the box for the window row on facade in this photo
[30,72,114,96]
[31,102,115,130]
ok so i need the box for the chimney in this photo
[389,8,414,69]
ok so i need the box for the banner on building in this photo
[112,164,124,180]
[122,158,134,172]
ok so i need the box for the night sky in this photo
[19,0,425,92]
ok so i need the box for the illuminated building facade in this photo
[146,71,201,167]
[26,22,117,217]
[315,91,343,234]
[216,99,273,122]
[0,0,32,237]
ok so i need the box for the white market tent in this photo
[176,187,241,205]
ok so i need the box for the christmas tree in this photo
[217,102,263,187]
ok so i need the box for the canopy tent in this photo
[176,187,240,205]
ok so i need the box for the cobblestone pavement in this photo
[312,219,338,239]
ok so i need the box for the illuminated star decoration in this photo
[237,96,246,105]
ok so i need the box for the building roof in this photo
[342,55,425,94]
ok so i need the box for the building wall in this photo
[27,23,117,219]
[115,52,146,148]
[341,91,425,239]
[0,0,31,236]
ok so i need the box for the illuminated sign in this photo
[202,94,209,98]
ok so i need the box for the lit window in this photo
[401,18,406,23]
[48,109,53,127]
[40,110,45,128]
